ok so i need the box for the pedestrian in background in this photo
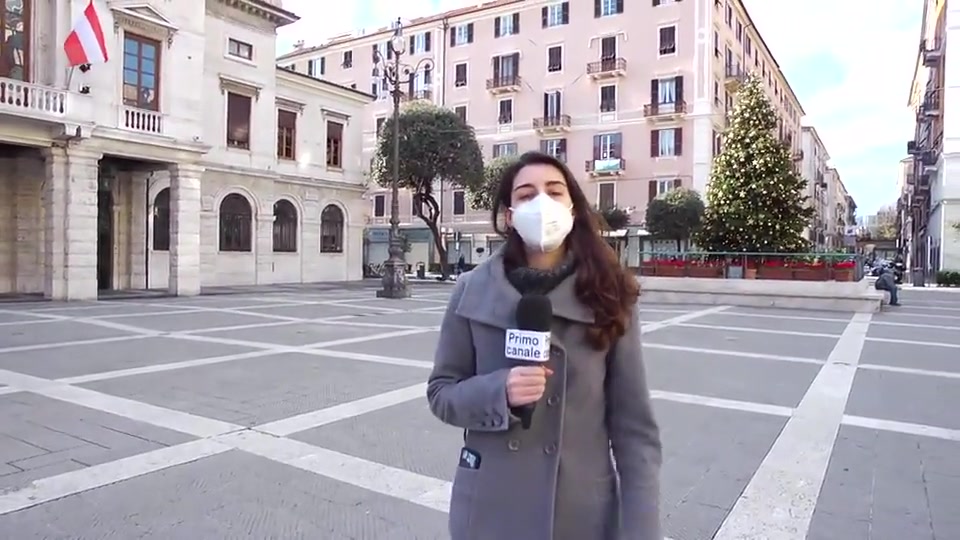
[426,151,663,540]
[875,266,901,306]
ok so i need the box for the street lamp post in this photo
[374,17,433,299]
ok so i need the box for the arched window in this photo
[273,199,298,252]
[219,193,253,252]
[152,188,170,251]
[320,204,344,253]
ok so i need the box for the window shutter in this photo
[673,178,682,189]
[386,43,393,59]
[543,92,549,118]
[467,23,474,42]
[492,57,500,80]
[594,0,601,17]
[675,128,683,155]
[616,0,624,13]
[541,6,548,27]
[511,52,520,75]
[675,75,684,104]
[611,133,622,157]
[556,91,562,114]
[450,27,456,46]
[558,139,567,153]
[425,32,431,51]
[513,13,520,33]
[648,180,657,202]
[562,2,570,23]
[650,130,660,157]
[592,135,601,160]
[650,79,659,105]
[371,82,377,95]
[494,17,501,38]
[424,67,432,83]
[409,36,415,52]
[540,139,548,152]
[653,0,660,5]
[371,44,378,61]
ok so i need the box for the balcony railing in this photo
[0,77,68,118]
[643,101,686,118]
[532,114,571,130]
[120,106,163,134]
[403,89,433,101]
[586,58,626,77]
[921,90,941,116]
[907,140,920,155]
[585,157,625,175]
[486,75,522,92]
[724,64,747,91]
[922,39,943,67]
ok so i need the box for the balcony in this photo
[486,75,522,94]
[907,140,920,155]
[921,90,941,117]
[585,157,625,176]
[0,77,68,120]
[120,106,163,135]
[724,64,747,92]
[532,114,571,133]
[402,89,433,102]
[922,39,943,68]
[586,58,626,79]
[643,101,686,121]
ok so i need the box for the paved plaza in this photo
[0,283,957,539]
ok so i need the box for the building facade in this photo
[905,0,957,275]
[0,0,371,300]
[800,126,830,250]
[278,0,806,265]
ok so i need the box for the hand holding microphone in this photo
[504,295,553,429]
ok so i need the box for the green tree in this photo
[372,102,484,276]
[693,74,813,253]
[597,206,631,231]
[645,188,705,250]
[471,155,517,211]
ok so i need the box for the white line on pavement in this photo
[0,370,242,438]
[0,335,152,355]
[674,323,841,338]
[640,306,731,333]
[866,336,960,349]
[0,439,234,516]
[842,415,960,443]
[643,343,825,366]
[713,312,872,540]
[257,383,427,436]
[857,363,960,380]
[650,390,794,418]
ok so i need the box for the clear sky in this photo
[276,0,921,217]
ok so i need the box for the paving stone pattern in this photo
[0,283,956,539]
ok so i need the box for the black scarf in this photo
[505,253,577,296]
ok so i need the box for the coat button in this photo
[507,439,521,451]
[546,395,559,406]
[544,443,557,455]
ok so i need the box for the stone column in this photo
[128,172,150,288]
[42,146,101,300]
[168,163,203,296]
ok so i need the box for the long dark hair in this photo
[491,151,639,350]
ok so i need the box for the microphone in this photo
[504,294,553,430]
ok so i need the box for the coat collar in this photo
[456,248,594,329]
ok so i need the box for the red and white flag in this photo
[63,0,108,67]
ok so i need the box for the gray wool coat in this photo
[426,251,663,540]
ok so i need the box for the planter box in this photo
[794,267,829,281]
[758,267,794,280]
[833,269,854,282]
[686,266,724,278]
[655,266,685,277]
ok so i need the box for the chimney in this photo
[293,40,305,49]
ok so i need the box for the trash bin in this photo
[416,262,426,280]
[911,269,925,287]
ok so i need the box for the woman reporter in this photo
[426,151,662,540]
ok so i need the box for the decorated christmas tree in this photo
[694,74,813,253]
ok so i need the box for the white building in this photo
[0,0,371,301]
[906,0,957,274]
[800,126,830,250]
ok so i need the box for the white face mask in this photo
[510,193,574,252]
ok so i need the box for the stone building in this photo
[0,0,371,300]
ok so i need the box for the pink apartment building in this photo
[279,0,806,265]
